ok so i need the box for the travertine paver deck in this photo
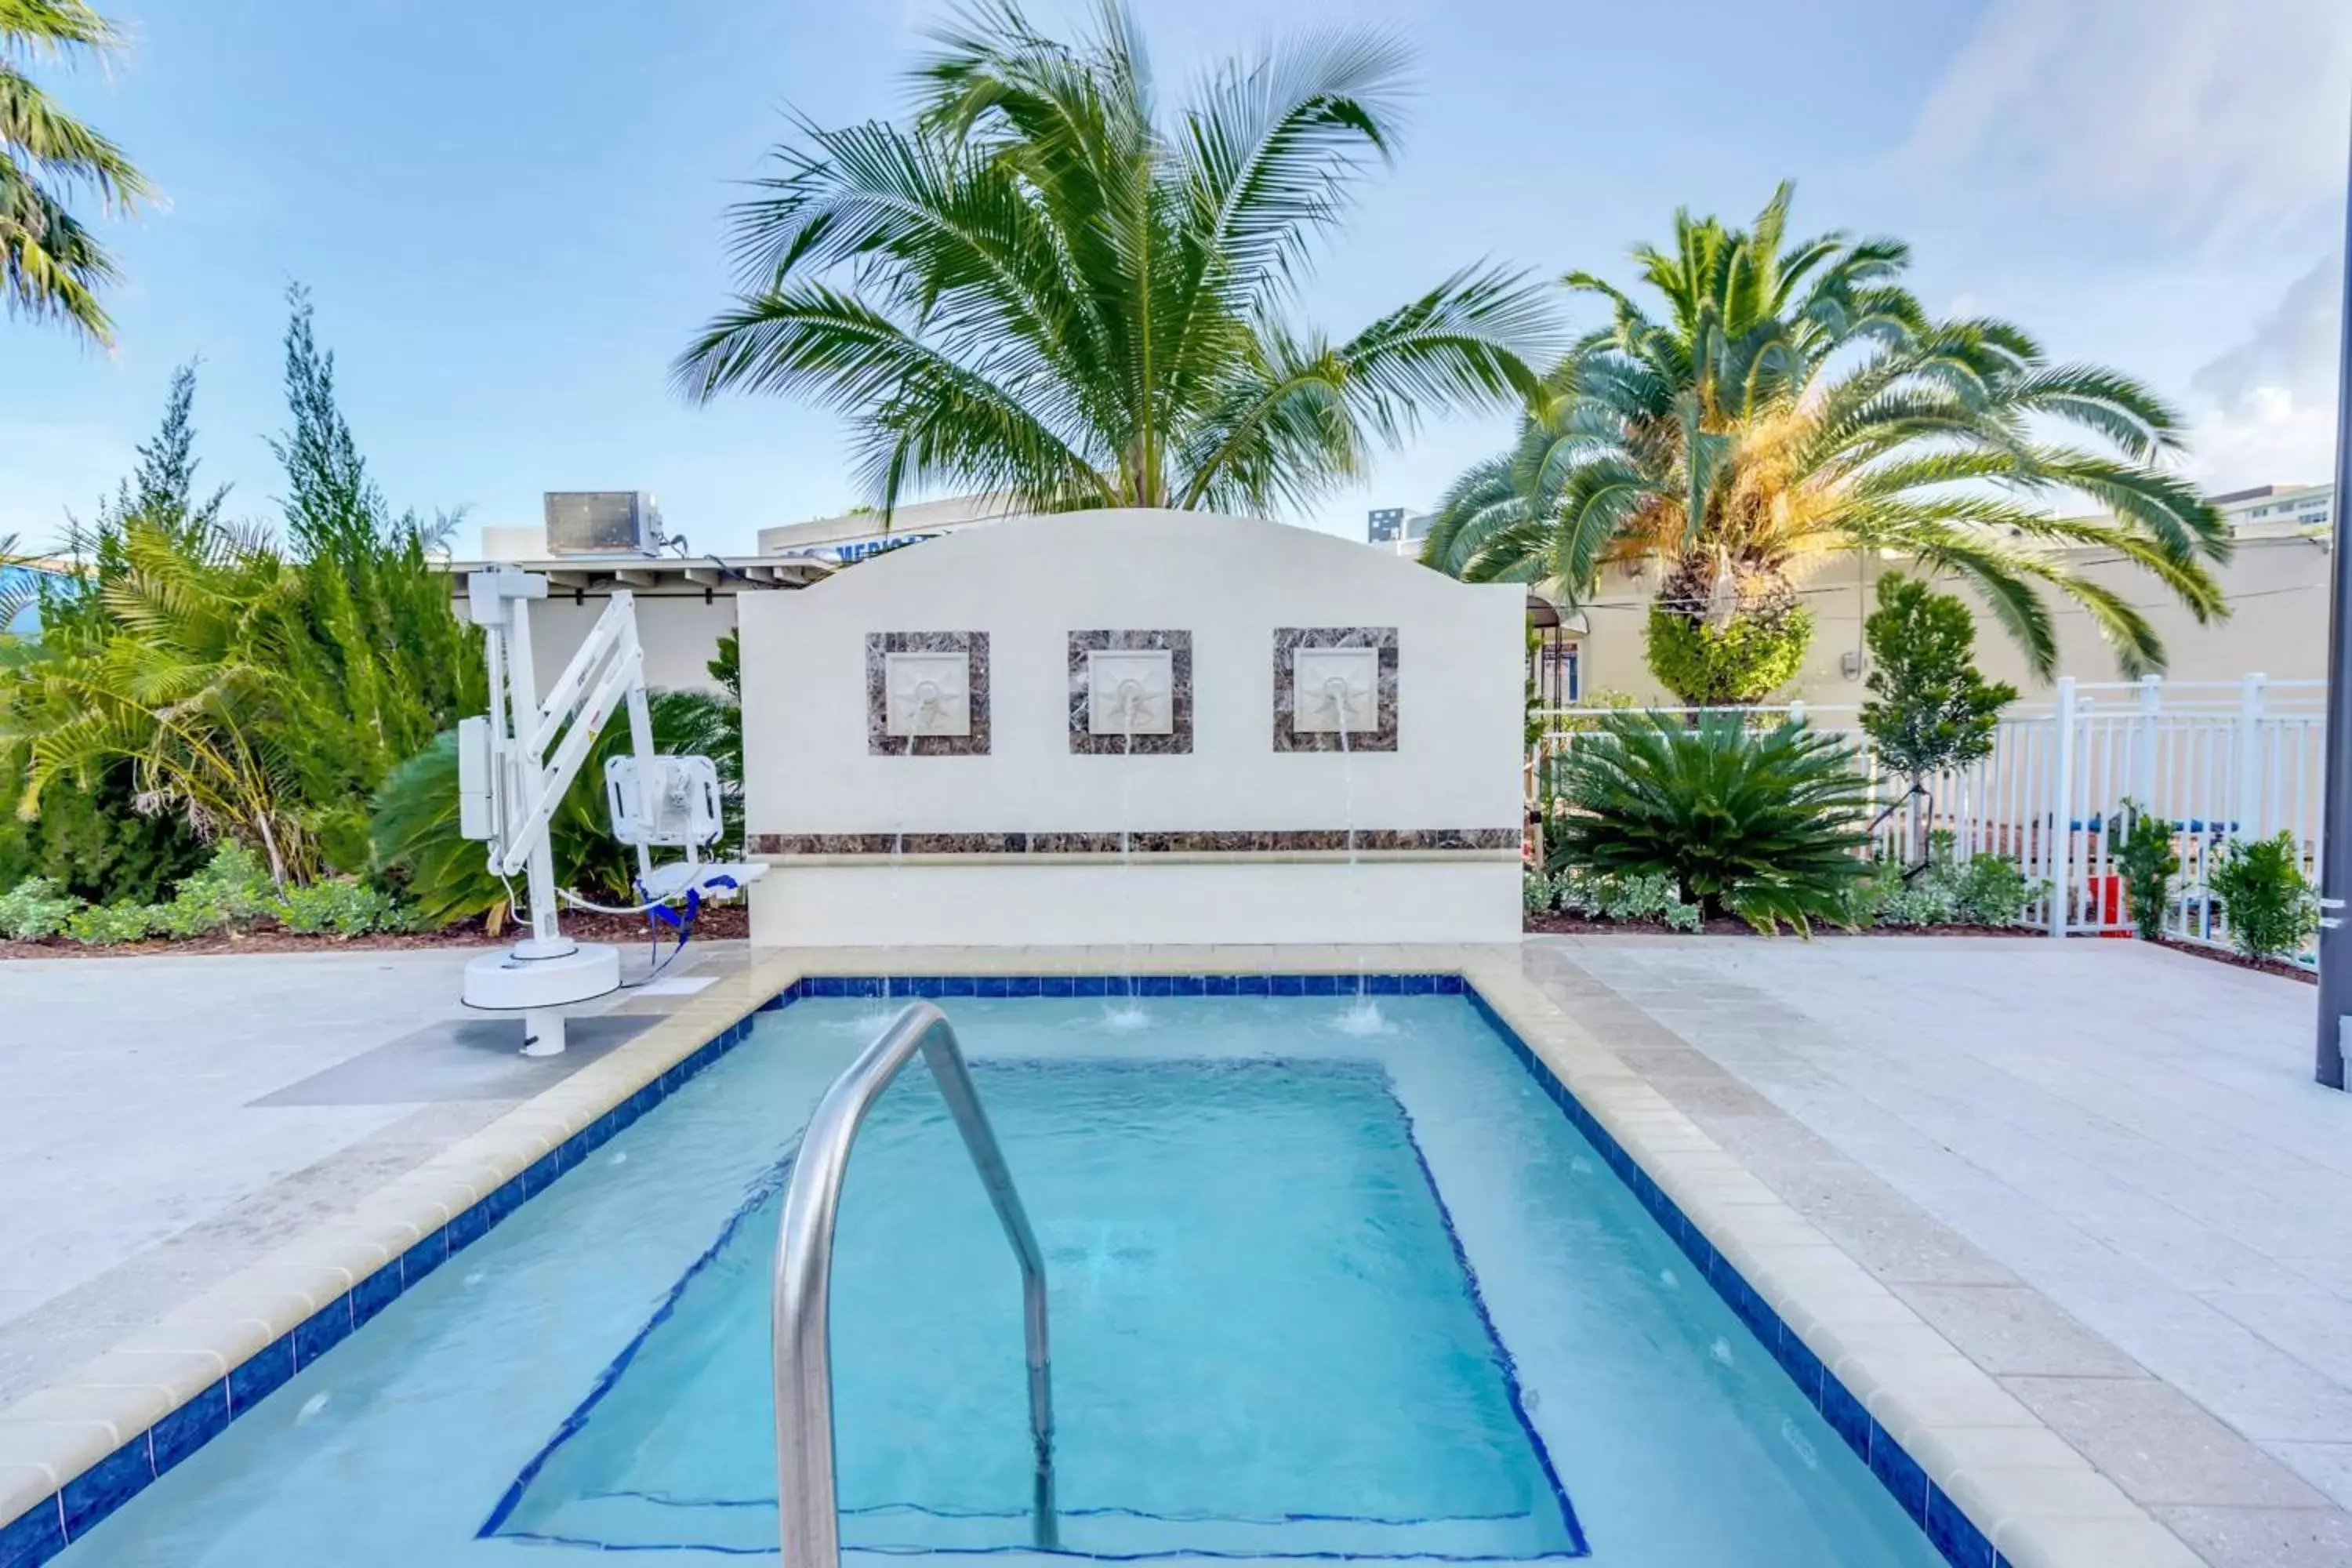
[0,943,747,1406]
[1526,935,2352,1568]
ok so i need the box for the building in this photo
[756,493,1015,559]
[1367,506,1435,556]
[1543,483,2337,704]
[0,555,82,639]
[2216,483,2333,535]
[438,493,834,693]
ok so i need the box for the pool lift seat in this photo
[455,566,765,1053]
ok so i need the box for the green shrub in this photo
[272,878,410,937]
[2209,832,2318,963]
[1846,845,2040,929]
[1549,866,1704,931]
[1548,713,1870,933]
[0,876,85,940]
[2111,800,2179,941]
[1643,603,1813,706]
[151,844,278,938]
[65,900,165,945]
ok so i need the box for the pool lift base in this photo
[462,940,622,1058]
[456,567,763,1058]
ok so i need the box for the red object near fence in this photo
[2089,873,2129,935]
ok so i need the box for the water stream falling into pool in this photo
[1328,675,1385,1036]
[1100,682,1149,1032]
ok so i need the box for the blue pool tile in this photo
[1868,1422,1929,1523]
[1138,975,1174,997]
[1398,972,1432,994]
[60,1439,153,1541]
[1773,1324,1826,1407]
[1035,975,1071,997]
[449,1197,495,1250]
[292,1298,353,1369]
[975,976,1008,998]
[942,976,977,996]
[352,1265,401,1328]
[520,1152,560,1199]
[0,1494,64,1568]
[1168,975,1206,996]
[1726,1274,1776,1342]
[1203,975,1236,996]
[1435,973,1464,994]
[1270,975,1305,996]
[226,1337,295,1415]
[1301,973,1338,996]
[1822,1378,1871,1461]
[1073,975,1109,997]
[1236,975,1271,995]
[1006,976,1040,997]
[150,1382,229,1475]
[1927,1486,1994,1568]
[401,1227,448,1287]
[757,991,787,1010]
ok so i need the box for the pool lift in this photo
[456,567,764,1055]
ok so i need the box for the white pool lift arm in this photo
[456,567,764,1046]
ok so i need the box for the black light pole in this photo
[2314,98,2352,1091]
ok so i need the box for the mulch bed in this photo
[1524,913,2023,938]
[1525,913,2321,981]
[0,903,751,962]
[2149,936,2317,984]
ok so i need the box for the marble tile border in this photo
[0,941,2190,1568]
[746,827,1518,855]
[1272,626,1399,752]
[1068,630,1192,754]
[865,631,990,757]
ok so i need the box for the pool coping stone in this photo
[0,942,2197,1568]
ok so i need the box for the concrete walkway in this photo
[0,943,748,1406]
[1526,935,2352,1568]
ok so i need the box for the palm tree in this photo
[5,514,314,884]
[2,0,151,347]
[1423,185,2228,701]
[675,0,1555,518]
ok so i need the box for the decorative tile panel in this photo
[1272,626,1398,752]
[866,632,990,756]
[1068,630,1192,754]
[748,827,1518,855]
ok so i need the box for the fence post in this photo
[2049,677,2078,939]
[2235,672,2267,843]
[2135,674,2162,811]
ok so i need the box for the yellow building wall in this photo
[1564,532,2332,706]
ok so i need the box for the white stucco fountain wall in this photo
[738,510,1523,946]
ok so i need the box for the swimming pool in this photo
[47,984,1948,1566]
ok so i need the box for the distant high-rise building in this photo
[2211,482,2333,535]
[1367,506,1406,544]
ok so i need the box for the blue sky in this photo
[3,0,2347,556]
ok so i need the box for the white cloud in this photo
[1907,0,2352,236]
[2183,249,2342,489]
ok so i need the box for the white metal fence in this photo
[1532,674,2326,962]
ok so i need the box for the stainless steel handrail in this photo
[772,1000,1057,1566]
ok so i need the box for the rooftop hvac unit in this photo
[543,491,663,556]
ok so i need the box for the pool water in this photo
[57,993,1946,1566]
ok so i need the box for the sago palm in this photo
[675,0,1554,517]
[2,0,151,345]
[1549,711,1871,934]
[1424,185,2228,696]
